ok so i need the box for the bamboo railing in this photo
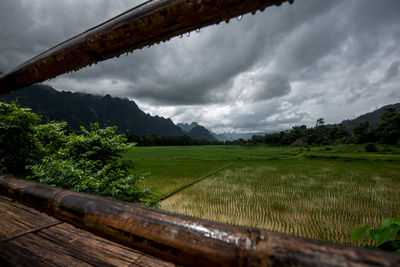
[1,175,399,266]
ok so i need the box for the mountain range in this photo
[1,84,398,140]
[0,84,216,140]
[176,122,216,141]
[339,103,400,131]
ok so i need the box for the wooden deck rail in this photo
[1,175,399,266]
[0,0,293,95]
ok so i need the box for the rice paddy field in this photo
[124,144,400,247]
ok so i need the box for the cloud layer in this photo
[1,0,399,133]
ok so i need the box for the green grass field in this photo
[124,144,400,246]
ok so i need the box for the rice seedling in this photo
[161,158,400,246]
[130,159,230,197]
[124,145,400,246]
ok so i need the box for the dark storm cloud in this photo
[386,61,400,81]
[48,0,341,105]
[233,73,292,103]
[122,0,343,105]
[52,7,297,105]
[1,0,400,132]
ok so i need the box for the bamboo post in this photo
[1,175,399,266]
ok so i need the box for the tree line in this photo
[126,134,222,146]
[229,108,400,147]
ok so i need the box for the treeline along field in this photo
[125,144,400,246]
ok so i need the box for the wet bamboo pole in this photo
[0,0,293,95]
[1,175,399,266]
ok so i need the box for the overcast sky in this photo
[1,0,399,133]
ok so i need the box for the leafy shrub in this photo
[0,102,158,207]
[34,121,70,156]
[0,102,40,175]
[28,123,159,207]
[365,143,378,152]
[350,216,400,253]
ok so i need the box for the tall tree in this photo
[353,121,376,144]
[376,108,400,145]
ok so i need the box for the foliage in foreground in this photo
[0,102,158,207]
[350,216,400,254]
[0,102,41,175]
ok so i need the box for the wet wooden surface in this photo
[0,196,175,267]
[2,175,400,267]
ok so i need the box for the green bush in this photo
[0,102,158,207]
[28,123,159,207]
[365,143,378,152]
[0,102,41,175]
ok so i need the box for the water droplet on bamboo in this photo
[237,15,242,21]
[186,32,190,37]
[195,28,200,33]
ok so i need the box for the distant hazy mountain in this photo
[212,132,266,142]
[1,84,220,141]
[177,122,264,141]
[0,84,185,136]
[177,122,199,132]
[340,103,400,131]
[177,122,217,141]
